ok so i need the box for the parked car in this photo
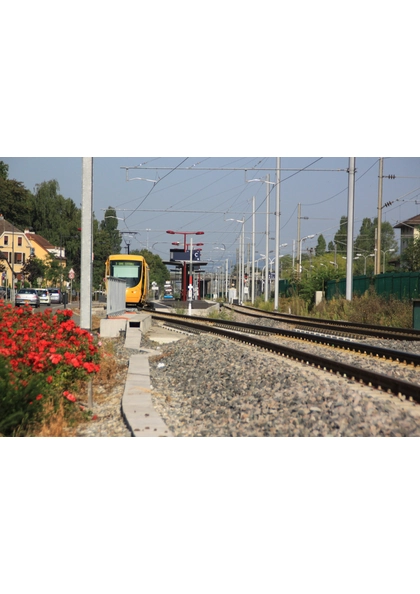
[15,289,40,308]
[0,287,11,299]
[48,288,62,304]
[34,288,51,305]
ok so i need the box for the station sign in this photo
[170,249,201,262]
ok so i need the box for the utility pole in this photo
[80,157,93,331]
[274,157,281,311]
[346,157,356,301]
[80,157,93,410]
[251,196,256,304]
[265,174,270,301]
[375,157,384,275]
[297,203,301,276]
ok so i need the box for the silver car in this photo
[48,288,62,304]
[35,288,52,305]
[15,289,40,308]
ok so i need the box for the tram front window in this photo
[110,263,141,288]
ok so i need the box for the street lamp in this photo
[298,235,315,276]
[226,218,245,303]
[246,175,276,302]
[356,253,375,275]
[382,248,395,273]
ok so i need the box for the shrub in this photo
[0,303,101,436]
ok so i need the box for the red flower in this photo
[63,390,76,403]
[36,394,43,400]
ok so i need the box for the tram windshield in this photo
[110,260,142,288]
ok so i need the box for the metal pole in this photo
[11,224,15,300]
[297,203,301,277]
[376,158,383,275]
[225,258,228,301]
[265,174,270,301]
[241,220,245,303]
[80,157,93,332]
[274,157,281,310]
[251,196,256,304]
[346,157,356,301]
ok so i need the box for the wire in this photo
[124,158,190,222]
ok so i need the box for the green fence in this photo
[326,272,420,301]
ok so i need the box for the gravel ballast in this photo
[149,332,420,437]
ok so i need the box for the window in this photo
[4,236,8,245]
[18,237,22,246]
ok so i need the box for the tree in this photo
[0,161,9,181]
[0,177,33,229]
[99,207,122,254]
[315,234,326,257]
[401,238,420,271]
[334,216,348,253]
[43,253,65,287]
[133,249,169,291]
[20,256,46,286]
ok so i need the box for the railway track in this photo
[151,311,420,403]
[222,302,420,341]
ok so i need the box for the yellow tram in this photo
[105,254,150,307]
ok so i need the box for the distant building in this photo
[0,215,33,288]
[0,214,66,288]
[24,229,67,268]
[393,215,420,253]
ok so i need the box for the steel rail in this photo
[151,314,420,402]
[151,311,420,366]
[222,303,420,341]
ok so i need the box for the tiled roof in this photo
[25,233,54,249]
[394,215,420,229]
[0,216,24,235]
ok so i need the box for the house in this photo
[0,215,66,289]
[0,215,33,288]
[24,229,66,268]
[393,215,420,253]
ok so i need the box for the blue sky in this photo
[3,157,420,268]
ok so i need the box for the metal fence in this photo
[106,277,126,316]
[326,272,420,301]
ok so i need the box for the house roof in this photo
[393,215,420,229]
[0,215,24,235]
[25,232,55,250]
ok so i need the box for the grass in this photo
[252,289,413,328]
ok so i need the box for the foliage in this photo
[400,237,420,271]
[315,234,326,256]
[0,303,100,436]
[135,248,170,290]
[334,216,348,253]
[20,256,46,285]
[0,357,47,436]
[0,177,33,229]
[0,160,9,181]
[312,289,412,328]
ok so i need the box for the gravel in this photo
[149,331,420,437]
[72,314,420,437]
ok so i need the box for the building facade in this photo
[393,215,420,254]
[0,215,66,289]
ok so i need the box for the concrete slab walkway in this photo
[120,317,188,437]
